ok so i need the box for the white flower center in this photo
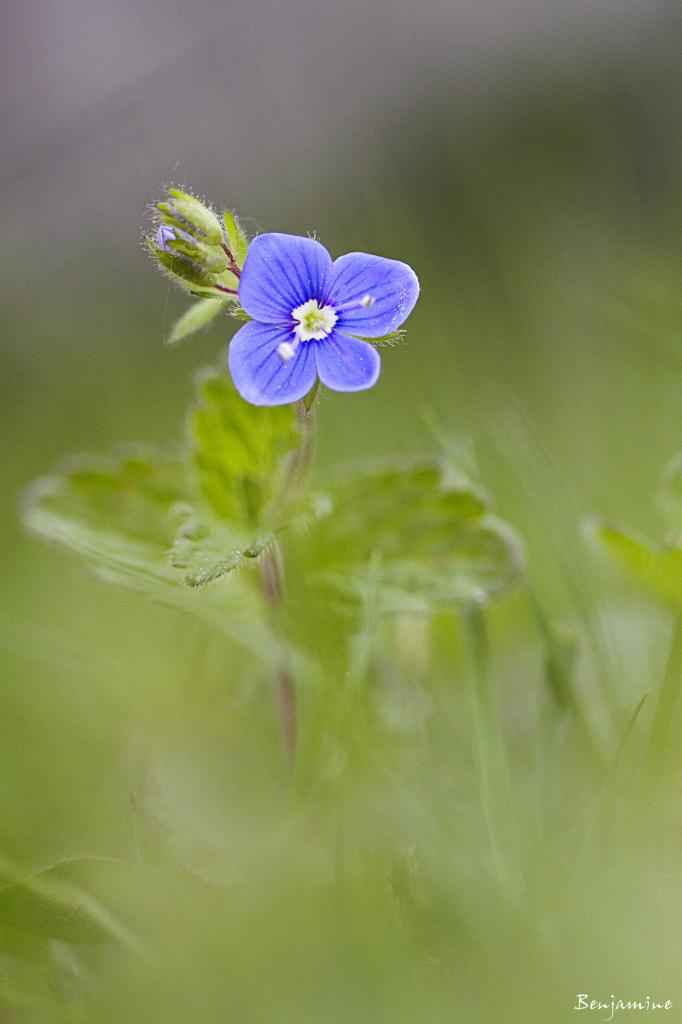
[292,299,337,341]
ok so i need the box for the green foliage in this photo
[592,448,682,606]
[24,447,191,549]
[358,329,404,347]
[150,187,249,304]
[166,297,228,346]
[222,209,249,267]
[0,856,146,950]
[286,460,524,615]
[21,374,303,655]
[23,449,190,597]
[592,522,682,605]
[170,506,274,588]
[24,372,524,676]
[188,367,301,526]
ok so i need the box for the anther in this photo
[335,294,376,312]
[278,341,297,361]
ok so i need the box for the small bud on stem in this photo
[148,185,250,300]
[166,188,223,245]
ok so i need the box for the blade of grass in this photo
[460,602,520,893]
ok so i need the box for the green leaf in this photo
[23,448,278,660]
[317,462,487,548]
[0,856,147,950]
[167,297,227,346]
[222,210,249,267]
[355,329,404,347]
[189,366,300,526]
[170,506,274,587]
[23,449,199,596]
[592,521,682,605]
[326,515,523,611]
[289,460,524,610]
[25,447,192,547]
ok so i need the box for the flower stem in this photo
[271,388,318,521]
[221,243,242,278]
[262,390,320,766]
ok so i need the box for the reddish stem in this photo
[222,244,242,278]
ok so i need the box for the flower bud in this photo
[147,185,247,299]
[165,234,229,274]
[164,188,223,245]
[156,224,192,251]
[146,234,216,290]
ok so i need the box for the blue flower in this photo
[228,233,419,406]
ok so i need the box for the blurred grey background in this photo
[3,1,676,262]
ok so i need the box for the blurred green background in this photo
[4,2,682,1020]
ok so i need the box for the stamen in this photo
[278,341,297,361]
[335,294,376,312]
[291,299,338,341]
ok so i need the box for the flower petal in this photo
[228,321,317,406]
[315,332,380,393]
[327,252,419,337]
[238,233,333,324]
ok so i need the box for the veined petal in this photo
[328,252,419,337]
[238,233,333,324]
[315,332,380,393]
[228,321,317,406]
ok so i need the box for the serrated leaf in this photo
[25,448,192,547]
[189,367,300,526]
[287,460,524,611]
[317,462,487,554]
[170,507,274,587]
[23,449,278,660]
[167,297,227,346]
[592,521,682,605]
